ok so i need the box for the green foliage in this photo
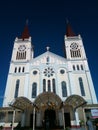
[79,120,85,126]
[65,127,70,130]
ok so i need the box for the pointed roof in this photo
[21,21,30,40]
[66,21,76,37]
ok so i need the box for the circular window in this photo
[43,67,54,77]
[70,42,78,50]
[33,70,37,75]
[60,69,65,74]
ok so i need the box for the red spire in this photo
[66,21,76,37]
[21,20,30,40]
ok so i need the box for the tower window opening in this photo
[18,67,21,73]
[78,49,81,57]
[16,51,26,60]
[81,65,84,70]
[77,65,79,70]
[75,51,77,57]
[22,67,25,72]
[14,67,17,73]
[20,53,23,59]
[73,65,75,70]
[70,49,81,58]
[23,52,25,59]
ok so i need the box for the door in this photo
[44,109,56,128]
[30,113,36,128]
[64,113,71,127]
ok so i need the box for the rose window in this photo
[43,67,54,77]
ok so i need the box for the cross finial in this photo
[46,46,50,51]
[66,18,69,24]
[26,19,29,25]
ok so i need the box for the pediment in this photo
[31,51,66,66]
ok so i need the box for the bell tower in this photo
[3,24,34,107]
[64,22,97,104]
[11,24,34,62]
[64,23,86,60]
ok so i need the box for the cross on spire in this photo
[46,46,50,51]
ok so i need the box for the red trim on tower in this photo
[21,24,30,40]
[66,23,76,37]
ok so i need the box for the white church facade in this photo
[0,23,98,129]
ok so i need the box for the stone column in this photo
[12,109,15,130]
[62,107,65,130]
[33,107,35,130]
[21,111,25,127]
[75,110,79,126]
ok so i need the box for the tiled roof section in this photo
[21,24,30,39]
[66,23,76,37]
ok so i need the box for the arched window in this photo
[61,81,67,97]
[22,67,25,72]
[46,56,49,63]
[14,79,20,98]
[77,65,79,70]
[18,67,21,73]
[73,65,75,70]
[79,77,85,96]
[48,80,51,92]
[52,79,56,93]
[23,52,25,59]
[43,79,46,92]
[14,67,17,73]
[32,82,37,98]
[20,52,23,59]
[81,65,84,70]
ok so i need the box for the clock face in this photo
[70,42,78,50]
[18,45,26,51]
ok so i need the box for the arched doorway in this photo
[44,109,56,129]
[34,92,62,128]
[63,95,87,127]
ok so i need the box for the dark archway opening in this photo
[64,113,71,127]
[30,113,36,128]
[44,109,56,129]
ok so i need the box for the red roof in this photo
[21,24,30,40]
[66,23,76,37]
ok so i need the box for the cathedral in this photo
[0,23,98,129]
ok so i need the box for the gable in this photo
[31,51,67,66]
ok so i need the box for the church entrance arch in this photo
[34,92,62,128]
[63,95,87,127]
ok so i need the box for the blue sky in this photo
[0,0,98,106]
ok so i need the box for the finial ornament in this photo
[26,19,29,25]
[66,18,69,24]
[46,46,50,51]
